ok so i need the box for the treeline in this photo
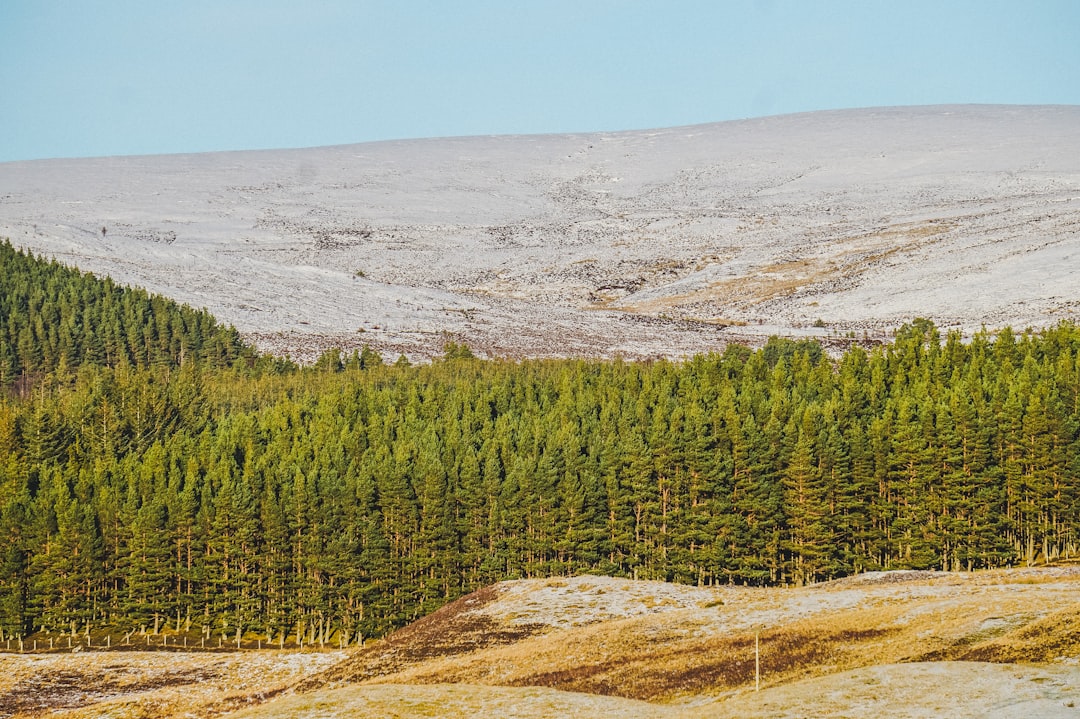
[1,243,1079,644]
[0,239,251,390]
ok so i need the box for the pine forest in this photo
[1,240,1079,646]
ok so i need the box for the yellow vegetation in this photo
[3,568,1079,718]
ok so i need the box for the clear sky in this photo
[2,0,1078,162]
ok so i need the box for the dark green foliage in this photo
[0,240,250,390]
[3,243,1080,641]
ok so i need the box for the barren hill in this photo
[2,105,1078,361]
[3,569,1079,718]
[252,569,1080,718]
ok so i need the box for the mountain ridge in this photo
[2,104,1078,361]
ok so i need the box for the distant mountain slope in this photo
[1,105,1078,361]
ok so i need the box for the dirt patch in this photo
[826,569,946,586]
[0,666,218,716]
[301,585,551,690]
[0,651,343,719]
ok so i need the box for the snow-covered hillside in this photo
[1,105,1077,361]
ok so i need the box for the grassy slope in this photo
[3,568,1079,718]
[0,651,346,719]
[226,684,675,719]
[276,568,1080,717]
[299,569,1080,697]
[694,663,1080,719]
[226,665,1080,719]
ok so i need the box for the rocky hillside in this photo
[1,105,1077,361]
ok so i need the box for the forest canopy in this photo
[0,239,251,391]
[1,241,1078,644]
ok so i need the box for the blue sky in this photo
[2,1,1078,161]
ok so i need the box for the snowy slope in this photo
[1,105,1078,361]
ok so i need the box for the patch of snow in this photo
[2,105,1078,360]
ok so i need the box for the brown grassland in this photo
[2,567,1080,718]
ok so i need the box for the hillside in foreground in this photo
[284,568,1080,716]
[1,105,1078,361]
[3,568,1078,718]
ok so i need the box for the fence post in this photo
[755,629,761,692]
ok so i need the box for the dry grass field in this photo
[0,650,345,719]
[3,568,1080,718]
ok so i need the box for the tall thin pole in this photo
[755,629,760,692]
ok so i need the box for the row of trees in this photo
[2,323,1080,640]
[1,243,1079,642]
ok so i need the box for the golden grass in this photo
[0,650,345,719]
[915,604,1080,663]
[226,683,675,719]
[689,662,1080,719]
[4,568,1079,718]
[318,568,1080,705]
[856,219,957,242]
[620,219,956,316]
